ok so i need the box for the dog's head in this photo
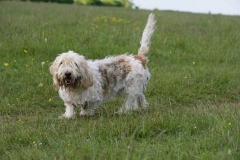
[50,51,93,90]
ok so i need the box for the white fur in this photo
[50,13,156,119]
[140,13,156,51]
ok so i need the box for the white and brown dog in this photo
[50,13,156,119]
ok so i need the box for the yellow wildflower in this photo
[228,149,232,155]
[23,49,28,53]
[3,63,9,67]
[192,62,196,65]
[112,17,117,22]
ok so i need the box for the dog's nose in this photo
[65,71,71,77]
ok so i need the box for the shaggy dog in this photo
[50,13,156,119]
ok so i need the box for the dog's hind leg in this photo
[137,93,148,110]
[118,85,148,114]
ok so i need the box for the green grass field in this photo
[1,1,240,159]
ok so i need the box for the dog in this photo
[50,13,156,119]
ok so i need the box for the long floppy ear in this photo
[81,61,93,89]
[50,56,61,90]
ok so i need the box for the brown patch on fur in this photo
[138,47,149,57]
[99,67,110,97]
[99,57,131,97]
[134,55,147,69]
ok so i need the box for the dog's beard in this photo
[59,76,82,89]
[64,77,75,86]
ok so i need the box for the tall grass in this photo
[0,1,240,159]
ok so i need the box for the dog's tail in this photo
[138,13,156,57]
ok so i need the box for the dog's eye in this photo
[59,62,63,66]
[75,62,78,67]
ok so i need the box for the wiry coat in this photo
[50,13,156,118]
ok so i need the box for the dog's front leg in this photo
[58,101,75,119]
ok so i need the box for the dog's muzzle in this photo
[64,71,74,85]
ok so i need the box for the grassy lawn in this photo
[0,1,240,159]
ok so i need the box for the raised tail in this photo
[138,13,156,57]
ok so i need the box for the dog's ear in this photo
[52,74,60,90]
[50,56,61,90]
[81,61,93,89]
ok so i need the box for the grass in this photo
[0,1,240,159]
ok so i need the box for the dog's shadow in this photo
[74,107,149,120]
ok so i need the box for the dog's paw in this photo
[79,111,90,116]
[116,107,127,114]
[58,114,73,119]
[80,110,94,116]
[115,110,128,115]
